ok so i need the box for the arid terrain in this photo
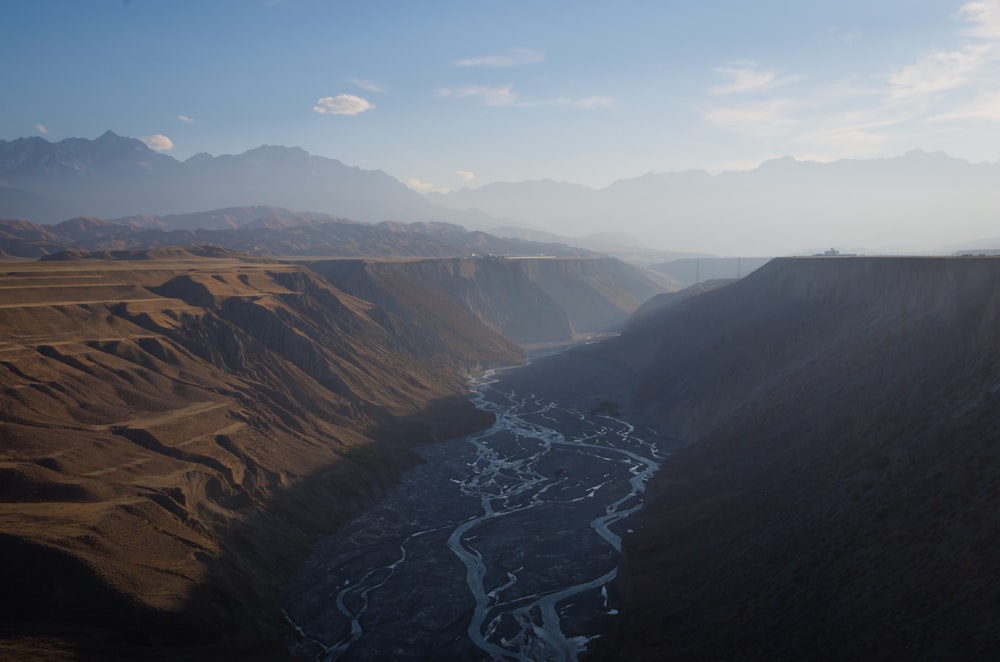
[7,246,1000,661]
[0,249,523,658]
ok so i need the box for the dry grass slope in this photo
[0,253,521,658]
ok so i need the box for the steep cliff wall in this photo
[311,256,668,345]
[0,253,522,658]
[595,257,1000,660]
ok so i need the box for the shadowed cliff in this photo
[593,257,1000,660]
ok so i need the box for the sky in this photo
[5,0,1000,192]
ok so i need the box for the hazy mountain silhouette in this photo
[7,134,1000,256]
[431,151,1000,255]
[0,132,496,227]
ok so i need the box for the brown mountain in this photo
[0,251,521,658]
[593,257,1000,660]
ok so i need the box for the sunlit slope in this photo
[599,257,1000,660]
[0,251,521,655]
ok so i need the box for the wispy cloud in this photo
[178,114,195,124]
[701,0,1000,161]
[348,77,386,94]
[886,44,994,101]
[437,84,519,106]
[141,134,174,151]
[704,99,804,137]
[313,94,375,115]
[710,63,802,96]
[930,90,1000,121]
[792,112,904,156]
[958,0,1000,39]
[406,177,449,193]
[35,123,48,134]
[455,47,545,68]
[437,84,612,109]
[455,170,476,181]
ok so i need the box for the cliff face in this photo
[311,256,668,345]
[0,252,522,657]
[596,257,1000,660]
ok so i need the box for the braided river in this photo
[283,345,674,661]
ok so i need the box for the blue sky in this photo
[5,0,1000,191]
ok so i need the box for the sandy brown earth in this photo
[592,257,1000,660]
[0,250,521,659]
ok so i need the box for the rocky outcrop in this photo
[0,254,522,658]
[593,257,1000,660]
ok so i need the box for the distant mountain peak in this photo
[243,144,310,159]
[0,134,498,226]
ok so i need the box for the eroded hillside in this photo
[0,250,522,658]
[595,257,1000,660]
[311,256,668,345]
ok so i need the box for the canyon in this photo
[4,240,1000,660]
[0,248,662,659]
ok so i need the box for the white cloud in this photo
[348,77,386,94]
[455,47,545,68]
[35,123,48,134]
[710,64,802,96]
[437,84,519,106]
[178,114,195,123]
[313,94,375,115]
[141,134,174,151]
[887,44,994,101]
[455,170,476,181]
[405,177,449,193]
[958,0,1000,39]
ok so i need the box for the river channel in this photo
[283,344,674,661]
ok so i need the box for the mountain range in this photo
[4,133,1000,256]
[0,131,493,229]
[430,152,1000,255]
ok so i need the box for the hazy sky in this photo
[5,0,1000,191]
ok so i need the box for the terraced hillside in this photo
[0,249,521,658]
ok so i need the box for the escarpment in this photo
[310,255,668,345]
[0,253,521,657]
[594,257,1000,660]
